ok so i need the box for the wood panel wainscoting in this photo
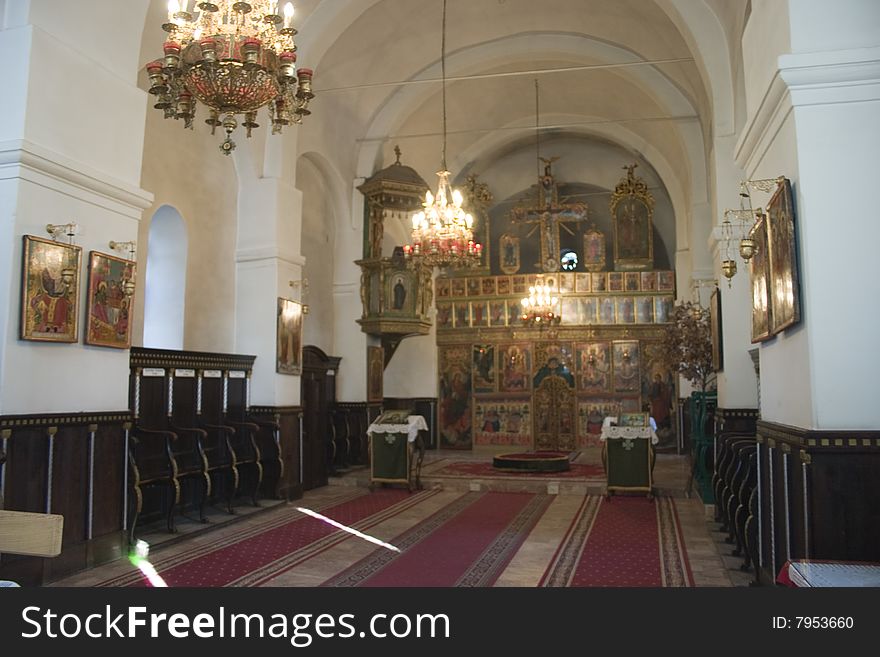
[249,406,303,501]
[755,421,880,584]
[0,411,130,586]
[715,408,759,437]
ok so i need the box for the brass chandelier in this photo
[720,178,782,284]
[520,275,561,326]
[403,0,482,269]
[146,1,314,155]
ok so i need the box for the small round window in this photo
[561,250,578,271]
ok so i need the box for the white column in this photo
[736,0,880,429]
[0,6,152,415]
[333,178,369,401]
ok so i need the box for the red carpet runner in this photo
[427,461,604,480]
[322,492,551,587]
[95,488,434,587]
[540,496,693,587]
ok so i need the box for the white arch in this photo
[355,31,700,177]
[143,205,188,350]
[449,113,692,253]
[655,0,736,134]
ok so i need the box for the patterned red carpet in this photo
[94,488,431,587]
[540,496,694,587]
[322,492,551,587]
[426,460,605,480]
[90,490,692,588]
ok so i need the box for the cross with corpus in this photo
[510,157,589,272]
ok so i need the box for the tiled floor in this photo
[51,450,746,588]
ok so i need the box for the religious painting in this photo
[561,298,579,325]
[481,277,496,296]
[575,273,591,293]
[599,297,616,325]
[533,342,574,387]
[489,301,507,327]
[367,346,384,402]
[592,272,607,292]
[276,298,303,375]
[506,299,523,325]
[577,342,611,393]
[710,286,723,371]
[439,346,472,449]
[579,297,598,325]
[559,273,574,294]
[611,164,654,270]
[387,271,413,313]
[471,301,489,327]
[625,272,640,292]
[655,296,674,323]
[499,343,531,392]
[583,226,606,272]
[640,271,657,291]
[497,276,511,296]
[436,302,453,329]
[644,357,675,436]
[467,277,481,297]
[579,401,621,444]
[608,272,624,292]
[613,341,640,392]
[453,302,471,328]
[512,275,527,295]
[435,278,451,298]
[658,271,675,291]
[619,412,649,428]
[499,234,521,274]
[84,251,135,349]
[635,296,654,325]
[749,213,772,343]
[20,235,82,343]
[617,297,635,324]
[472,344,496,393]
[451,277,466,297]
[474,402,531,447]
[766,178,800,335]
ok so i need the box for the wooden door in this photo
[533,376,576,451]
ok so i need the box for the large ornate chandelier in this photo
[403,0,481,269]
[146,1,314,155]
[520,275,561,326]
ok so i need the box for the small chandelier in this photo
[403,0,481,269]
[520,275,561,326]
[146,1,314,155]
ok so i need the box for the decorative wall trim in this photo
[234,245,306,267]
[0,138,153,217]
[757,420,880,450]
[250,406,304,415]
[130,347,256,372]
[0,411,131,429]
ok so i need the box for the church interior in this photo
[1,0,879,589]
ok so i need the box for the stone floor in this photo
[51,450,749,588]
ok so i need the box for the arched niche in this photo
[143,205,188,350]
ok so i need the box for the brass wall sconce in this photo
[289,278,310,314]
[109,240,137,261]
[46,222,79,244]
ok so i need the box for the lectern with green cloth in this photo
[600,414,658,497]
[367,410,428,491]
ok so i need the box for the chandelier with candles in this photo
[403,0,481,269]
[520,275,561,326]
[146,1,314,155]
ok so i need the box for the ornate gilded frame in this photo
[610,165,655,271]
[765,177,800,334]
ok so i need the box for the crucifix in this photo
[510,157,589,272]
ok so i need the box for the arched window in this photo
[143,205,187,349]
